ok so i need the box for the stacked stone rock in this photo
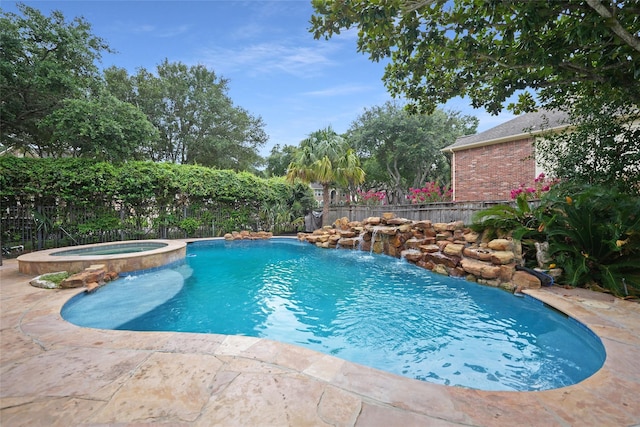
[297,213,541,292]
[224,230,274,241]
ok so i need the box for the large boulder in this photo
[488,239,514,251]
[490,251,515,265]
[512,270,541,289]
[462,247,493,262]
[401,249,423,262]
[443,243,465,257]
[424,252,460,268]
[460,259,501,279]
[61,265,106,289]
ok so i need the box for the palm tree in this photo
[286,127,365,227]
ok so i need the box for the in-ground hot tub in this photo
[17,240,186,275]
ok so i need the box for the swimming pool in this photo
[61,238,606,391]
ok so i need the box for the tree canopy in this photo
[0,4,110,153]
[310,0,640,114]
[263,144,299,177]
[39,92,159,161]
[347,101,477,203]
[311,0,640,192]
[535,92,640,193]
[1,5,267,170]
[104,61,267,171]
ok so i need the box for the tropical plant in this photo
[286,127,365,226]
[471,193,541,241]
[472,174,555,262]
[538,183,640,297]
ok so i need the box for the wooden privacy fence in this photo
[327,201,507,226]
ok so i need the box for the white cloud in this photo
[301,84,372,97]
[198,43,337,78]
[112,22,191,38]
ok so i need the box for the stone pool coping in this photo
[16,239,186,275]
[1,256,639,426]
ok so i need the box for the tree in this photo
[311,0,640,192]
[38,92,159,161]
[104,61,268,170]
[347,101,477,203]
[310,0,640,115]
[0,4,110,154]
[286,127,365,226]
[263,144,299,177]
[535,91,640,193]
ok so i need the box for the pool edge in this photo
[17,239,186,275]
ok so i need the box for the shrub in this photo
[407,182,452,203]
[538,183,640,297]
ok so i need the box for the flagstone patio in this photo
[1,258,639,426]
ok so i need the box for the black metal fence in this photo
[0,203,298,256]
[1,201,508,257]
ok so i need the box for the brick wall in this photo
[452,138,536,202]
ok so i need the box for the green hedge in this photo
[0,157,314,244]
[0,157,307,207]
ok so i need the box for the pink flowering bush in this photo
[510,173,557,200]
[356,188,387,205]
[407,182,453,203]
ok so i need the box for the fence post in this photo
[36,205,43,250]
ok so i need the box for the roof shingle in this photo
[444,110,569,151]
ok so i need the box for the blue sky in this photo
[5,0,515,156]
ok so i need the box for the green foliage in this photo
[535,92,640,194]
[40,271,70,285]
[38,93,159,161]
[538,183,640,297]
[178,218,201,237]
[0,4,110,153]
[347,101,477,202]
[77,214,120,235]
[0,6,266,167]
[310,0,640,115]
[286,126,365,226]
[471,193,542,241]
[311,1,638,193]
[104,61,267,170]
[263,144,298,177]
[0,157,313,239]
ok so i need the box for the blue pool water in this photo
[61,238,605,391]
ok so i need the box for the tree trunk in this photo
[322,184,330,227]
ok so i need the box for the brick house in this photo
[442,110,568,202]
